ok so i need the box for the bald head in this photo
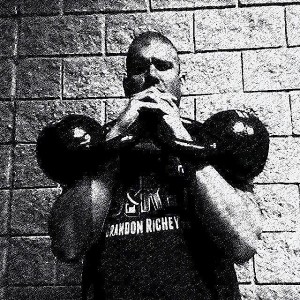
[124,31,183,102]
[126,32,180,76]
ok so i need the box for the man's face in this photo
[124,39,182,106]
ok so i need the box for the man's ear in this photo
[180,72,187,85]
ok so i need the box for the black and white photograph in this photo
[0,0,299,299]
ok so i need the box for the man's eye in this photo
[154,61,172,71]
[132,64,147,75]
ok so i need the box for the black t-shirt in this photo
[82,149,241,300]
[82,118,242,300]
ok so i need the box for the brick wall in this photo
[0,0,299,299]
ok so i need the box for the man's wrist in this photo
[163,115,193,141]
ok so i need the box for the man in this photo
[49,31,262,299]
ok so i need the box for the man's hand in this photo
[137,87,193,143]
[107,87,192,144]
[106,87,162,141]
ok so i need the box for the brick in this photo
[151,0,195,8]
[255,137,300,183]
[0,191,9,235]
[0,239,8,286]
[240,0,300,6]
[0,146,11,188]
[19,0,60,15]
[11,188,60,235]
[14,144,55,188]
[253,184,299,231]
[8,237,56,285]
[0,1,17,15]
[17,59,61,99]
[64,0,146,12]
[106,12,193,54]
[194,92,291,136]
[0,19,16,57]
[235,261,252,283]
[64,57,125,98]
[106,98,129,121]
[180,53,242,95]
[0,102,13,142]
[193,0,235,7]
[255,232,300,283]
[239,285,256,300]
[243,48,300,92]
[195,7,284,51]
[151,0,234,9]
[56,261,82,285]
[0,59,13,98]
[257,285,300,300]
[291,92,300,135]
[5,286,81,300]
[19,15,104,56]
[286,6,300,47]
[16,100,105,142]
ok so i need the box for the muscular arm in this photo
[155,100,262,264]
[49,162,119,263]
[189,165,262,264]
[48,90,143,263]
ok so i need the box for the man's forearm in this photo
[191,165,262,264]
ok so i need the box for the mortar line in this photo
[288,93,294,135]
[284,7,289,47]
[148,5,235,12]
[241,51,246,92]
[5,3,21,290]
[9,3,20,226]
[58,0,64,16]
[60,59,64,101]
[192,11,196,53]
[147,0,152,12]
